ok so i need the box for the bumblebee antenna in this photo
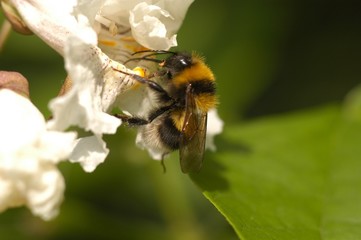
[124,57,163,65]
[131,50,176,56]
[124,50,177,64]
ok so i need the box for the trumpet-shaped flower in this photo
[8,0,194,171]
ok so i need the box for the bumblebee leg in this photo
[114,114,149,126]
[161,159,167,173]
[115,102,175,126]
[129,74,173,102]
[147,103,175,122]
[113,68,173,102]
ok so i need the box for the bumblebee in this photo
[115,50,217,173]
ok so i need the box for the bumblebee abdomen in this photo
[158,115,182,150]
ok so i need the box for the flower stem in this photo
[0,20,11,52]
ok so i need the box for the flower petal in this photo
[27,168,65,220]
[205,108,224,151]
[38,131,77,163]
[0,89,76,220]
[75,0,106,25]
[0,89,44,153]
[47,17,121,134]
[69,135,109,172]
[10,0,78,54]
[99,0,194,50]
[129,2,177,50]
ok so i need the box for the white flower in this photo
[9,0,194,57]
[47,16,122,135]
[95,0,194,54]
[9,0,79,54]
[9,0,194,171]
[0,89,76,220]
[205,108,224,151]
[69,134,109,172]
[128,0,194,50]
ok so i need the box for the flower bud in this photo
[1,0,32,35]
[0,71,29,97]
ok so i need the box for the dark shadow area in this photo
[244,0,361,118]
[190,135,252,192]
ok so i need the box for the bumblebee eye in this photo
[162,53,192,77]
[180,59,188,66]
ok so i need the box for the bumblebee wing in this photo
[180,84,207,173]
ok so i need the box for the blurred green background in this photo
[0,0,360,239]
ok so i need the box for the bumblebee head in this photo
[161,52,193,79]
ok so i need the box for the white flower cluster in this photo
[1,0,223,220]
[0,89,76,220]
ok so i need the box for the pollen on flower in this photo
[98,39,117,47]
[129,66,149,90]
[124,44,149,54]
[133,67,146,78]
[120,36,137,42]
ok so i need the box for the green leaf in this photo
[191,105,361,239]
